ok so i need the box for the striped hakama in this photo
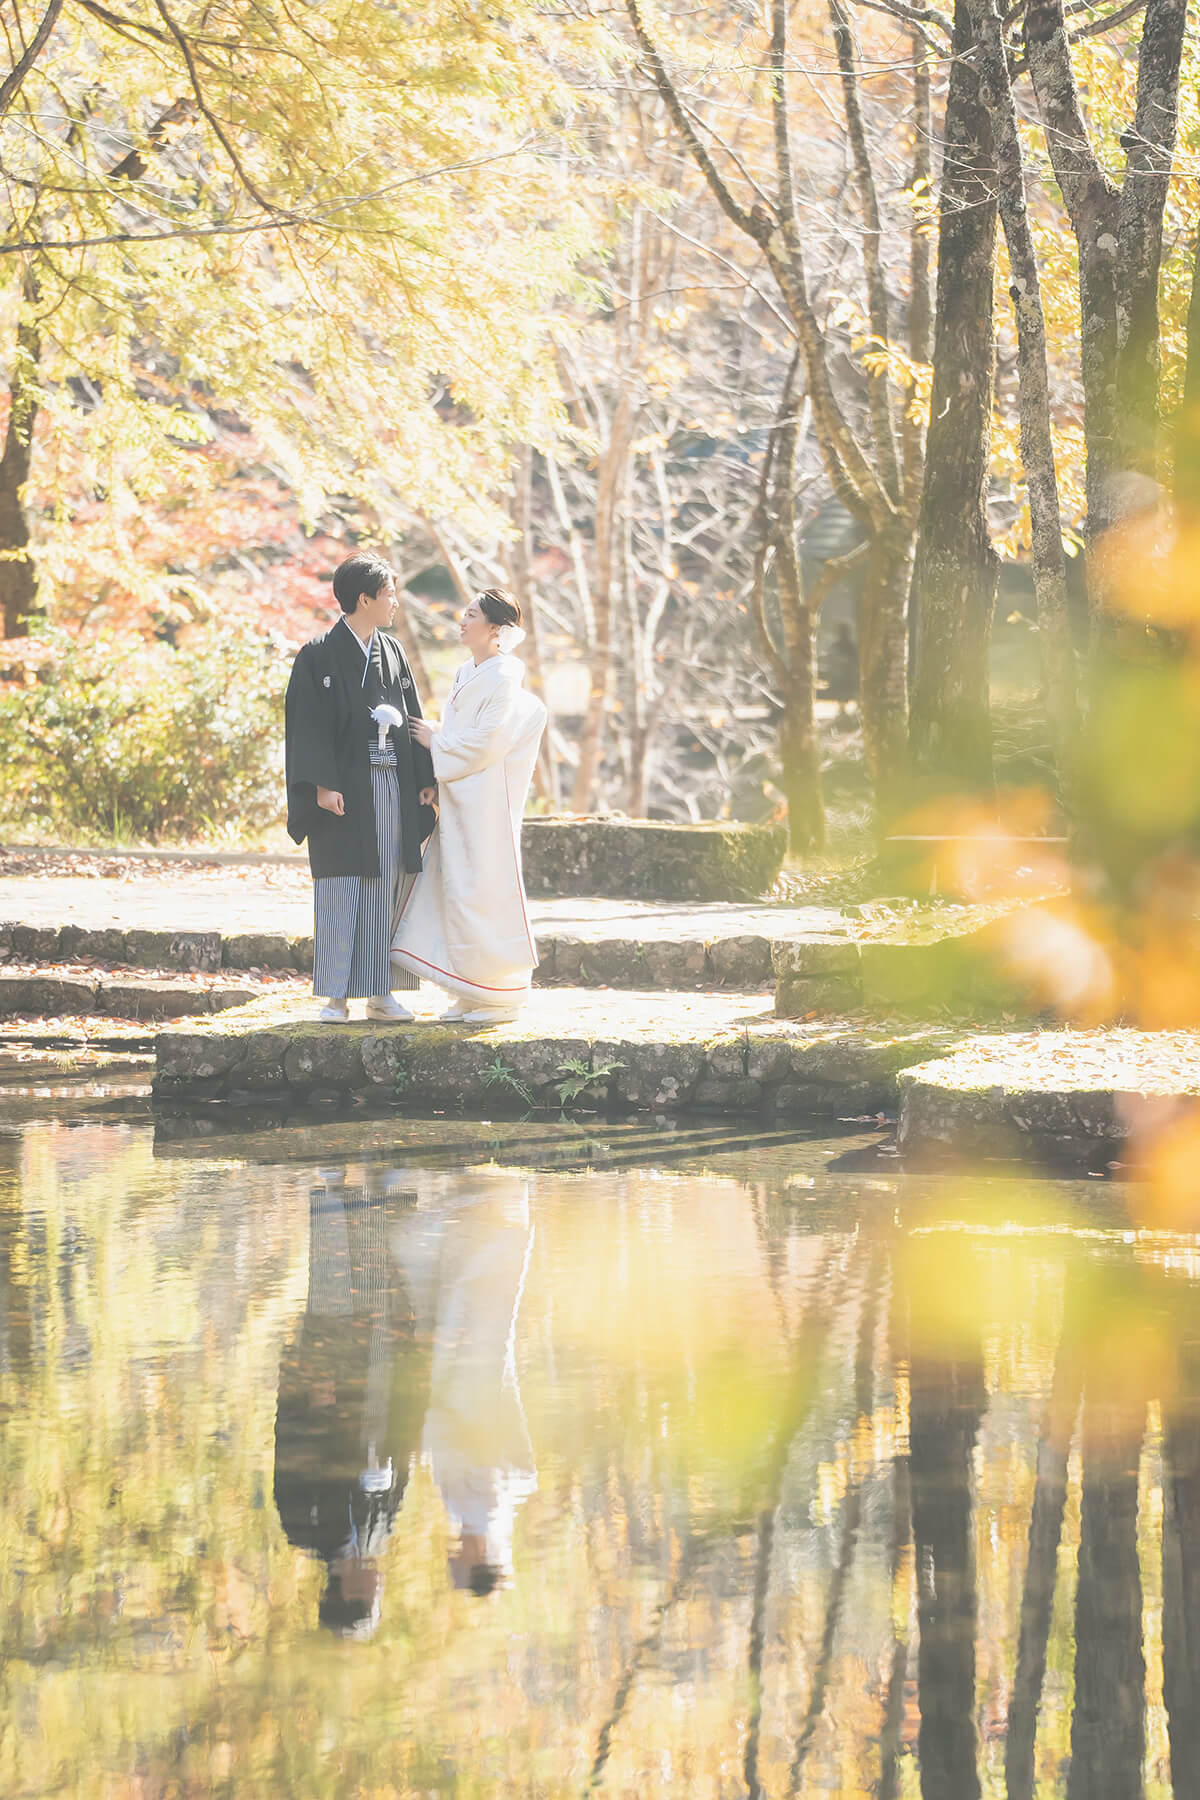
[313,743,419,1001]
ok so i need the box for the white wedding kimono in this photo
[391,653,547,1005]
[419,1177,537,1587]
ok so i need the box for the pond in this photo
[0,1101,1195,1798]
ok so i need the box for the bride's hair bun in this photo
[477,587,521,630]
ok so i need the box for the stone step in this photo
[0,922,310,973]
[0,900,1034,1006]
[0,920,781,989]
[897,1028,1200,1170]
[154,988,961,1118]
[773,928,1002,1014]
[536,932,773,988]
[0,967,284,1021]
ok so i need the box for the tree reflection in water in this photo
[1,1124,1199,1795]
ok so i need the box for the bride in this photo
[391,589,548,1024]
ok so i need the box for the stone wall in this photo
[521,818,786,903]
[773,917,1042,1019]
[154,1004,956,1118]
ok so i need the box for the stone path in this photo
[155,987,959,1120]
[897,1028,1200,1165]
[0,853,1023,1004]
[0,857,864,996]
[0,867,313,934]
[0,869,838,940]
[0,966,278,1021]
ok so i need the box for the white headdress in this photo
[496,623,526,654]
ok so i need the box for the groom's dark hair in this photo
[332,553,395,614]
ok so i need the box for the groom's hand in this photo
[418,786,436,806]
[316,787,345,815]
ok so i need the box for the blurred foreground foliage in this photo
[0,628,286,843]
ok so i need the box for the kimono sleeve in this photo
[284,644,339,843]
[430,684,518,782]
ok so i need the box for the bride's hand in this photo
[410,718,435,749]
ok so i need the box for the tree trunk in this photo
[0,284,41,638]
[860,526,914,826]
[617,485,649,815]
[971,0,1079,794]
[506,444,558,807]
[1114,0,1188,481]
[1025,0,1185,584]
[907,0,998,797]
[909,1344,986,1800]
[1163,1339,1200,1797]
[749,373,824,854]
[827,0,901,505]
[778,661,824,854]
[1184,226,1200,418]
[625,441,675,821]
[626,0,913,830]
[903,31,933,505]
[571,392,634,813]
[780,507,827,856]
[1066,1396,1147,1800]
[1005,1308,1081,1800]
[1023,0,1121,547]
[775,390,824,854]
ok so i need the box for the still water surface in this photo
[0,1107,1196,1797]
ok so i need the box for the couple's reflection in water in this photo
[272,1166,536,1638]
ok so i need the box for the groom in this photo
[285,553,436,1022]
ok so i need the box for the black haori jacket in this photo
[285,620,436,880]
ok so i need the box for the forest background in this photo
[0,0,1196,872]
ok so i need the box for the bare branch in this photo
[623,0,768,244]
[1070,0,1146,39]
[848,0,954,42]
[642,207,796,339]
[544,449,595,650]
[748,364,793,685]
[152,0,283,216]
[0,142,542,253]
[76,0,172,48]
[673,95,776,213]
[1008,0,1149,75]
[0,0,63,120]
[759,1,892,527]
